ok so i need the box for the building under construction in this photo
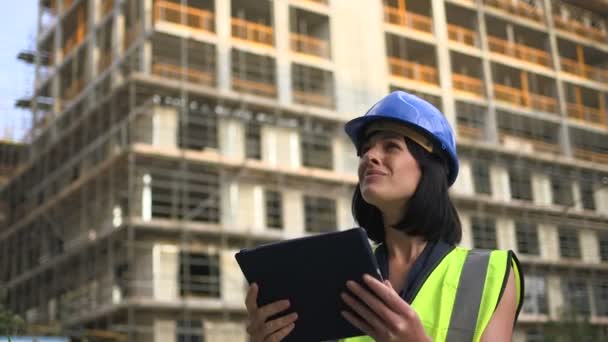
[2,0,608,340]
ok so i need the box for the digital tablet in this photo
[234,227,383,342]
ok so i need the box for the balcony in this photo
[63,25,86,57]
[383,6,433,34]
[483,0,544,23]
[154,1,214,34]
[458,125,484,140]
[388,57,438,85]
[98,51,112,73]
[453,74,485,98]
[567,103,606,126]
[232,78,277,98]
[487,36,551,68]
[554,16,607,43]
[447,24,478,47]
[100,0,114,18]
[573,149,608,164]
[63,78,84,103]
[494,84,557,113]
[290,33,330,59]
[293,91,334,108]
[152,61,214,86]
[231,18,274,47]
[560,57,608,83]
[499,133,560,155]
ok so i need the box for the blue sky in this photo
[0,1,38,142]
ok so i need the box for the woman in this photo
[245,91,524,342]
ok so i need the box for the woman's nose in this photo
[363,145,381,164]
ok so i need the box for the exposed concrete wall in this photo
[580,230,600,263]
[153,244,178,301]
[204,321,247,342]
[219,118,245,159]
[261,126,300,168]
[459,213,473,249]
[490,165,510,201]
[331,0,387,117]
[538,224,559,261]
[221,249,246,307]
[595,187,608,215]
[547,274,564,319]
[497,218,516,250]
[531,172,551,206]
[283,189,304,237]
[452,158,474,196]
[135,246,154,298]
[273,0,291,106]
[337,190,355,230]
[154,319,176,342]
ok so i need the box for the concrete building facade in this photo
[2,0,608,341]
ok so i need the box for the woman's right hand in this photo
[245,283,299,342]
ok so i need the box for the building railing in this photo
[388,57,439,85]
[573,148,608,164]
[567,103,606,126]
[499,133,560,155]
[453,74,485,97]
[383,6,433,33]
[231,18,274,46]
[554,16,607,43]
[458,125,484,140]
[98,51,112,73]
[560,57,608,83]
[447,24,478,47]
[293,90,334,109]
[290,33,330,59]
[152,62,214,85]
[232,77,277,98]
[483,0,544,23]
[100,0,114,18]
[64,78,84,100]
[487,36,551,68]
[529,93,558,113]
[154,1,214,34]
[493,84,557,113]
[63,24,86,57]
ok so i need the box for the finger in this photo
[347,280,401,325]
[257,300,291,324]
[363,274,411,314]
[245,283,259,312]
[262,312,298,337]
[264,323,295,342]
[341,291,387,334]
[341,310,375,337]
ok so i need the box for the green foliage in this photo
[0,288,25,340]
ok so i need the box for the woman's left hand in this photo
[340,274,432,342]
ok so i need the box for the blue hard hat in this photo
[344,90,459,186]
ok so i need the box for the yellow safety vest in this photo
[342,247,523,342]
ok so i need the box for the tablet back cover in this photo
[235,228,382,342]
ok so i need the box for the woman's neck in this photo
[384,226,427,266]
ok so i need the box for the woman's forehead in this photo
[363,130,404,143]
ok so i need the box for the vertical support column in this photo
[111,0,125,88]
[274,0,291,106]
[543,0,571,157]
[431,0,455,128]
[52,0,64,117]
[475,0,498,143]
[87,0,99,108]
[140,0,152,74]
[215,0,231,92]
[520,71,529,107]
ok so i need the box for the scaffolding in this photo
[2,0,608,341]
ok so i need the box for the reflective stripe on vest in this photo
[342,248,521,342]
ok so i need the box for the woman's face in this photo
[358,130,422,210]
